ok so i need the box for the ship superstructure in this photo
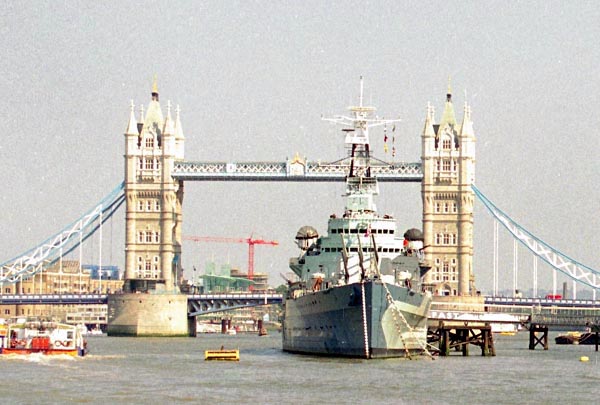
[282,78,432,358]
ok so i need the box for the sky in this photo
[1,1,599,296]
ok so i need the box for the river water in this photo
[0,332,598,404]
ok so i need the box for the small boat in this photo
[555,331,581,345]
[555,331,600,345]
[578,332,600,345]
[0,318,87,356]
[205,348,240,361]
[77,323,103,336]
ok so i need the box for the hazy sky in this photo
[2,1,599,294]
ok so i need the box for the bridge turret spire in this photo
[459,102,475,139]
[125,100,139,135]
[137,104,145,134]
[175,104,185,140]
[422,102,436,138]
[174,104,185,160]
[151,74,159,101]
[439,78,457,129]
[163,100,175,136]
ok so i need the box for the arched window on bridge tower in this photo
[442,137,452,150]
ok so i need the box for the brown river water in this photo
[0,332,598,404]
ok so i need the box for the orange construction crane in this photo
[183,235,278,281]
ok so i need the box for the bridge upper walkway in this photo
[172,160,422,182]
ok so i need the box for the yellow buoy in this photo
[579,356,589,362]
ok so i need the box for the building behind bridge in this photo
[184,261,271,294]
[0,260,124,326]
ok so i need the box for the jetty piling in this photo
[528,324,549,350]
[429,321,495,356]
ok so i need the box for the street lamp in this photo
[193,266,197,295]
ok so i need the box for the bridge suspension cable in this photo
[0,182,125,285]
[473,184,600,290]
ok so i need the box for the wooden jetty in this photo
[527,316,600,351]
[428,321,495,356]
[528,323,548,350]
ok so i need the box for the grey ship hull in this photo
[282,281,430,358]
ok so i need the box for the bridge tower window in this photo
[442,138,452,150]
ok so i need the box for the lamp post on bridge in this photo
[193,266,197,295]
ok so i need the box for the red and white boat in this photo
[0,318,87,357]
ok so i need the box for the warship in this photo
[282,78,432,359]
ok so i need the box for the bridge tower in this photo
[421,84,476,296]
[108,80,191,336]
[122,80,185,293]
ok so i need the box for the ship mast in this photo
[322,76,401,212]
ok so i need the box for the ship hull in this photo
[282,281,430,358]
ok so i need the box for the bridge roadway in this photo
[1,293,599,309]
[2,294,600,323]
[0,293,284,316]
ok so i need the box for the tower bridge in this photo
[107,79,479,336]
[2,79,600,336]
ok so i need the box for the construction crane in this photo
[183,235,278,281]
